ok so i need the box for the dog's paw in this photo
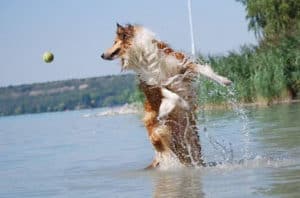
[157,116,166,124]
[220,77,232,86]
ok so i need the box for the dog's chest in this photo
[124,40,182,86]
[139,82,162,112]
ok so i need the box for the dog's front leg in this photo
[194,63,232,86]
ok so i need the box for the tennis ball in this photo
[43,51,54,63]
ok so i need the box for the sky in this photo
[0,0,256,86]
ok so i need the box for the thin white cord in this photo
[187,0,196,57]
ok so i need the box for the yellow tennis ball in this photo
[43,52,54,63]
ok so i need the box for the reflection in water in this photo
[151,169,204,198]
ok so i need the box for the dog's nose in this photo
[101,53,105,59]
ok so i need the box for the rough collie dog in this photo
[101,23,231,169]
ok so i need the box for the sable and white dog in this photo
[102,23,231,168]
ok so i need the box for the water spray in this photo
[186,0,250,163]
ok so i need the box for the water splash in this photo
[225,85,251,159]
[186,0,250,164]
[204,155,296,171]
[82,103,142,118]
[204,131,234,163]
[155,152,184,171]
[196,77,251,164]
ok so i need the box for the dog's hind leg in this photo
[144,158,160,170]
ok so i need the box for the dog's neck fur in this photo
[122,27,190,86]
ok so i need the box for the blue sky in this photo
[0,0,256,86]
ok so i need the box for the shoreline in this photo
[201,99,300,111]
[1,99,300,118]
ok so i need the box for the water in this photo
[0,103,300,197]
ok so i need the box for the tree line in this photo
[0,74,139,116]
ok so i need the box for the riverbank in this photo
[201,99,300,111]
[81,99,300,118]
[0,74,137,117]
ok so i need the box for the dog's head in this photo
[101,23,135,61]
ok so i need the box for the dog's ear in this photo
[116,23,124,34]
[116,23,123,28]
[127,24,134,29]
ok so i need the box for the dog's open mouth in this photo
[101,48,121,60]
[108,48,121,60]
[111,48,121,58]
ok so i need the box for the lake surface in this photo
[0,103,300,197]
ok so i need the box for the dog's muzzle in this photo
[101,48,121,60]
[101,53,113,60]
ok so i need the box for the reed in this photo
[198,30,300,105]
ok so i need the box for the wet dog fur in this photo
[102,23,231,168]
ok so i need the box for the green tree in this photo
[237,0,300,42]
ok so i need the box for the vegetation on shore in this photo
[197,0,300,105]
[0,75,137,116]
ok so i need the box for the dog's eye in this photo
[122,34,127,40]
